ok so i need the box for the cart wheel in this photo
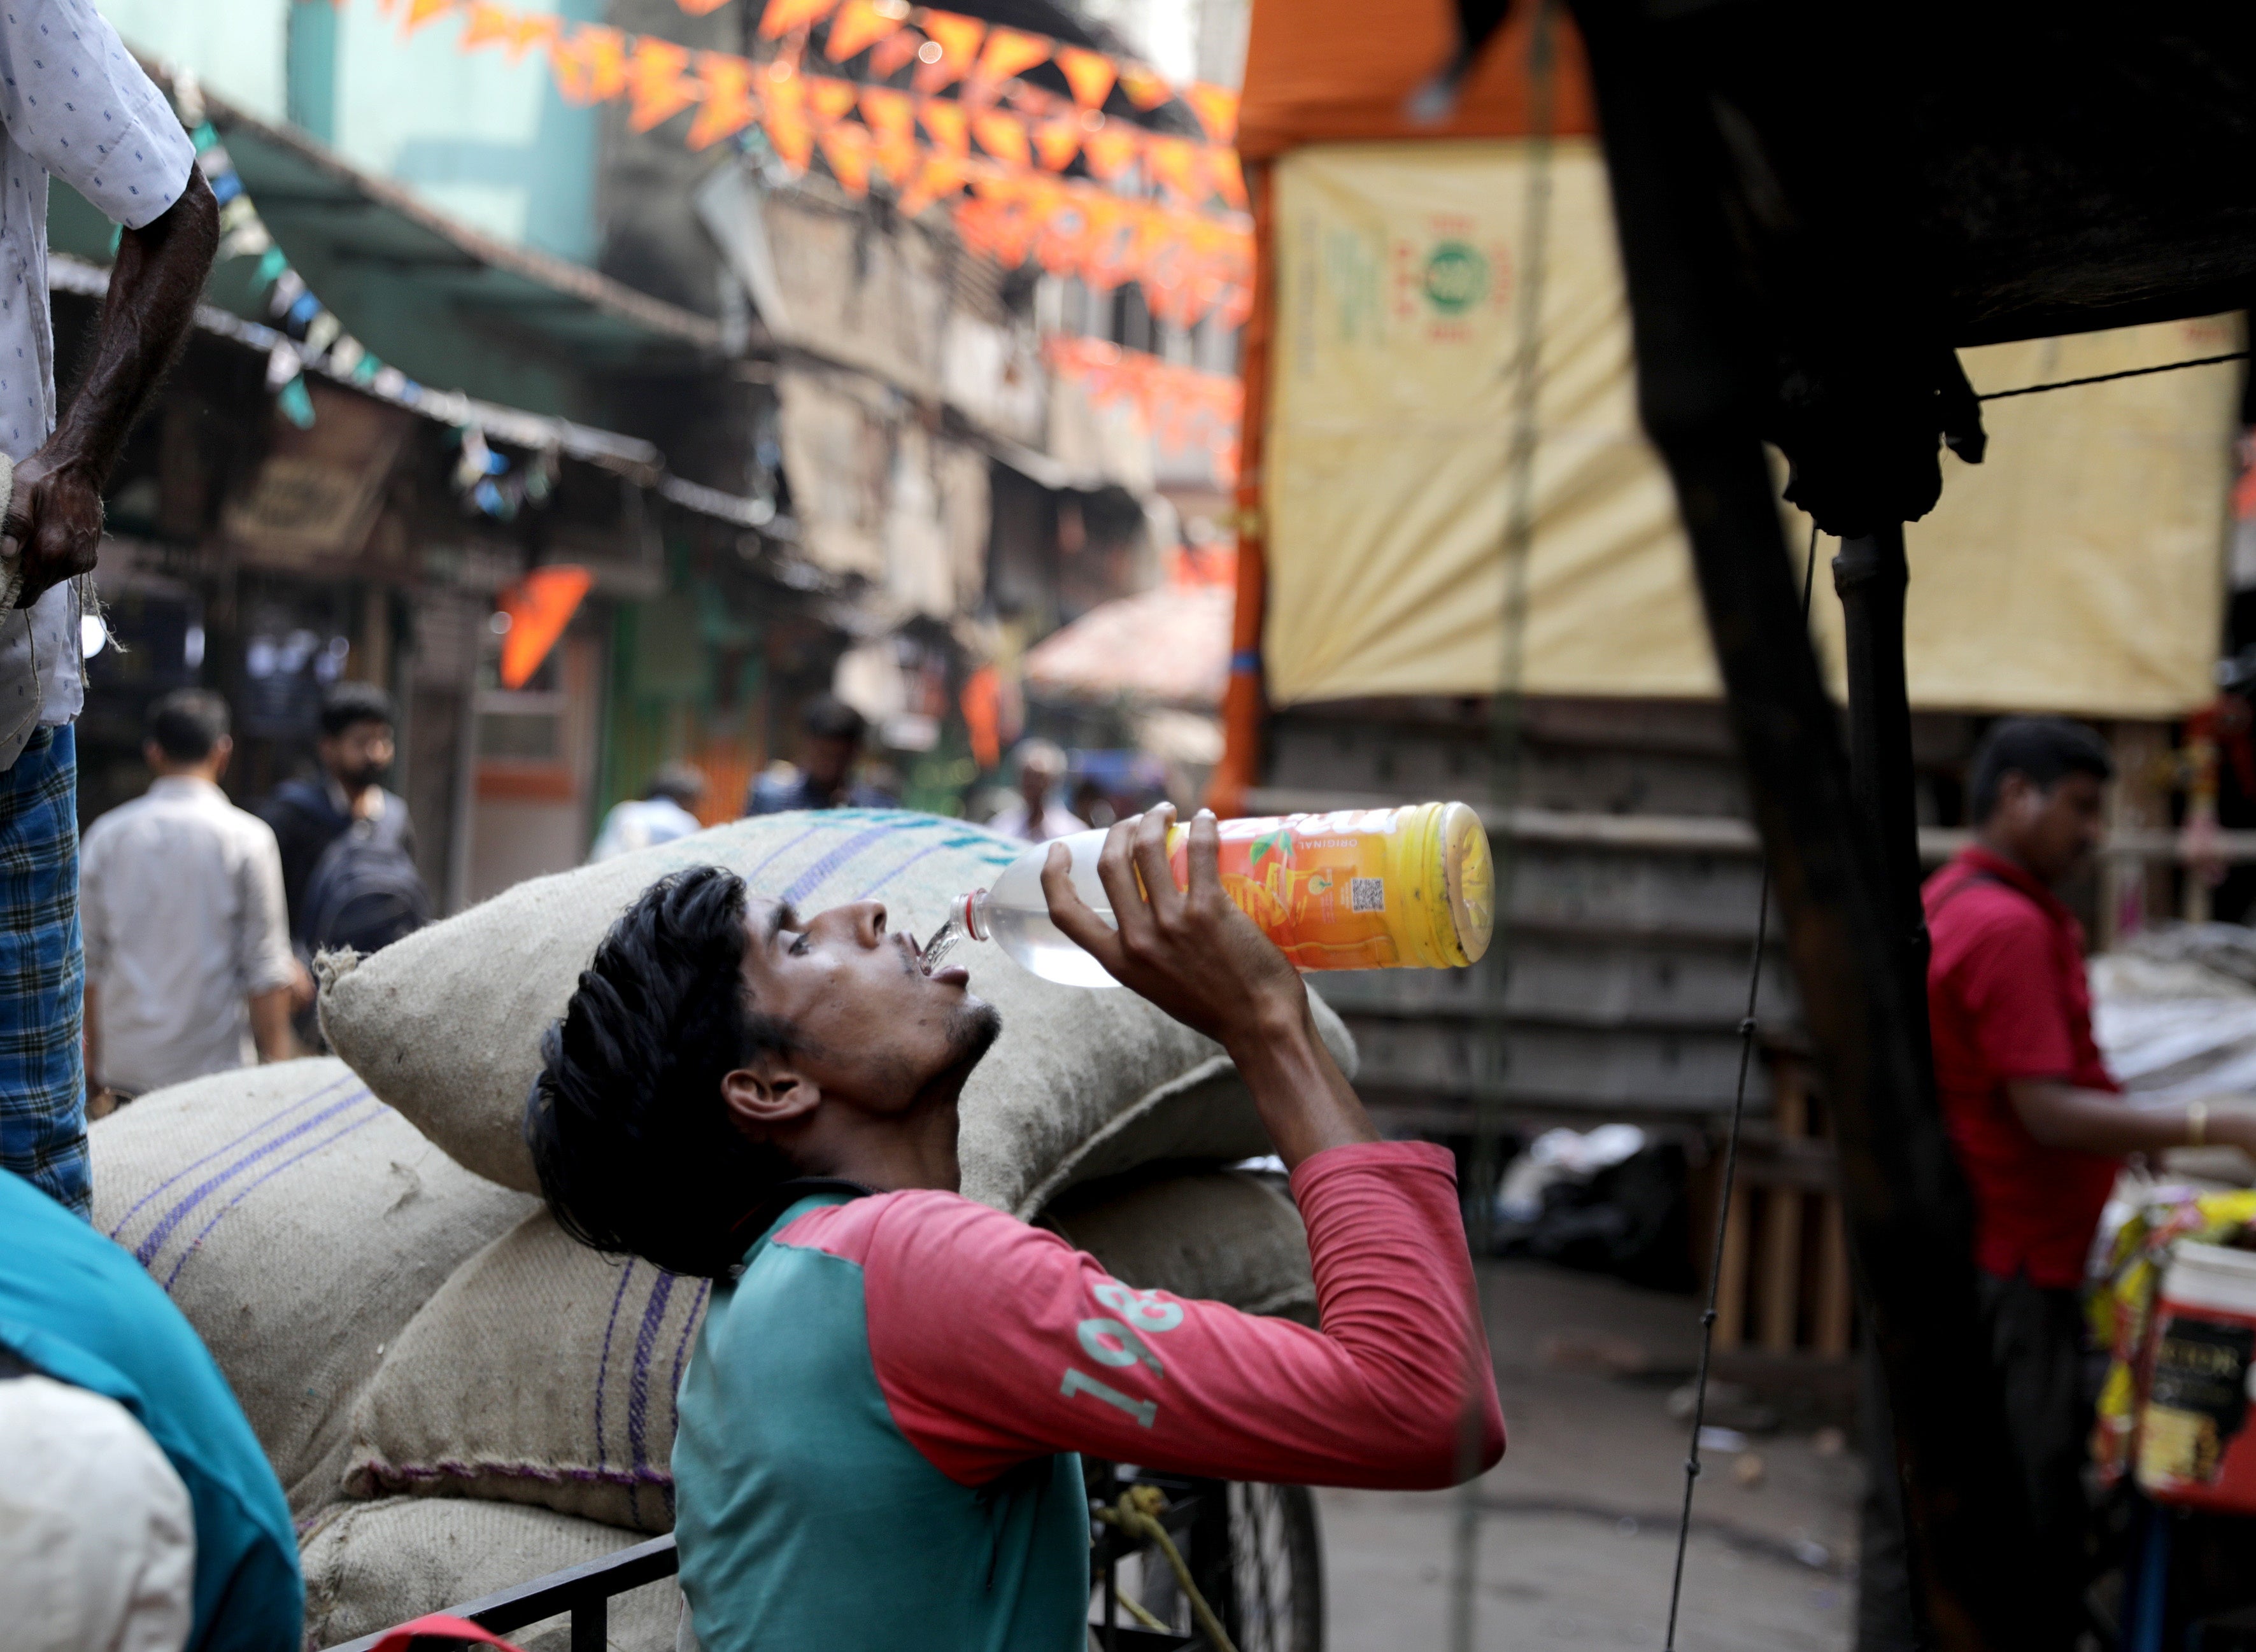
[1130,1479,1324,1652]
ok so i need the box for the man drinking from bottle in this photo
[526,803,1504,1652]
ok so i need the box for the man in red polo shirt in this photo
[1880,717,2256,1650]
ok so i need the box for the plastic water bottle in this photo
[934,803,1494,989]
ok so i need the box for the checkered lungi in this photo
[0,725,85,1215]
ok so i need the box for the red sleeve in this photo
[792,1142,1504,1490]
[1947,903,2078,1082]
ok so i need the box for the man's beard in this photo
[340,763,387,793]
[943,998,1002,1076]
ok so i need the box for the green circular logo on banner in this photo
[1421,241,1489,315]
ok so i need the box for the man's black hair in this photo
[146,688,230,763]
[526,866,797,1278]
[1968,717,2115,823]
[800,694,865,745]
[319,681,397,740]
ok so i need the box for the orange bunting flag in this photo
[758,0,840,39]
[824,0,904,62]
[401,0,458,37]
[1207,146,1248,210]
[914,11,985,92]
[504,11,559,60]
[819,122,874,195]
[806,76,858,125]
[1182,83,1239,143]
[499,567,592,691]
[970,109,1031,167]
[551,25,629,104]
[458,1,514,53]
[867,25,923,78]
[917,98,970,155]
[974,27,1052,88]
[1144,136,1207,204]
[1116,63,1172,109]
[1079,124,1139,180]
[858,86,919,178]
[677,0,732,12]
[895,150,969,217]
[762,71,814,169]
[686,53,760,149]
[1031,116,1080,171]
[627,38,701,132]
[1054,46,1116,110]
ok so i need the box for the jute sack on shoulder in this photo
[300,1495,683,1652]
[1042,1166,1316,1324]
[346,1167,1319,1534]
[318,808,1355,1214]
[90,1059,537,1514]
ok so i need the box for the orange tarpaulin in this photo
[1235,0,1596,160]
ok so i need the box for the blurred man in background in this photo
[987,739,1085,843]
[745,696,895,815]
[80,691,295,1110]
[260,682,422,954]
[591,761,709,861]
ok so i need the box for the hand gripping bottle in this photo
[937,803,1494,989]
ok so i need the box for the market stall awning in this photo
[1024,583,1233,709]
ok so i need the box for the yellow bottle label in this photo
[1166,803,1493,971]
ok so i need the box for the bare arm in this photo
[2008,1079,2256,1157]
[1042,803,1380,1168]
[11,168,217,604]
[249,987,295,1065]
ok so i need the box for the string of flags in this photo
[172,74,547,518]
[1045,334,1242,485]
[366,0,1254,326]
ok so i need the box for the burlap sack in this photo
[347,1167,1320,1534]
[344,1209,706,1534]
[299,1496,683,1652]
[317,808,1355,1213]
[90,1059,536,1514]
[1042,1166,1317,1325]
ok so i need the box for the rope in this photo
[1094,1484,1239,1652]
[1661,521,1820,1651]
[1975,350,2248,401]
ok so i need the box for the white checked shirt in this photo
[80,775,297,1095]
[0,1,192,769]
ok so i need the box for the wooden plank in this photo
[1815,1194,1853,1357]
[1715,1177,1752,1352]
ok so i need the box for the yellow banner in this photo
[1263,139,2238,717]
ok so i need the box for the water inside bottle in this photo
[983,900,1121,989]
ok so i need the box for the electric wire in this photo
[1975,349,2248,401]
[1660,521,1820,1652]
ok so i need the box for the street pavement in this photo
[1317,1260,1861,1651]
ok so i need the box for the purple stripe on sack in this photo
[133,1087,376,1267]
[593,1257,637,1472]
[781,826,897,907]
[107,1070,366,1242]
[856,840,953,899]
[162,1103,385,1290]
[736,822,827,887]
[625,1271,678,1527]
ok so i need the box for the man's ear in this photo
[721,1052,821,1139]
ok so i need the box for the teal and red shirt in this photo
[672,1140,1503,1652]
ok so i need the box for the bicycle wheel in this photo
[1126,1478,1324,1652]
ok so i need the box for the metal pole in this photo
[1832,524,1931,1013]
[1564,3,2043,1637]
